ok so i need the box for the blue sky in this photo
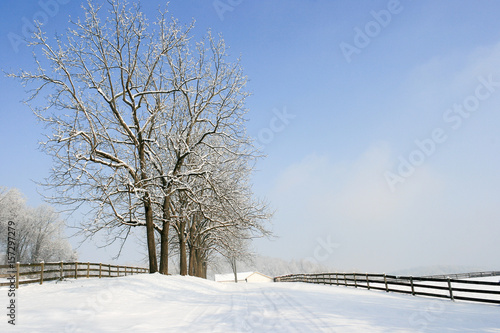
[1,0,500,273]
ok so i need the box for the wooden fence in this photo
[0,262,149,288]
[274,272,500,305]
[420,271,500,280]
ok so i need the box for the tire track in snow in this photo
[230,286,256,332]
[259,287,335,332]
[174,291,224,331]
[228,284,293,332]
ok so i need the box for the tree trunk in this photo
[188,222,198,276]
[159,195,170,275]
[159,219,169,275]
[188,245,196,276]
[196,252,204,278]
[202,261,207,279]
[144,195,158,273]
[179,220,188,276]
[231,257,238,283]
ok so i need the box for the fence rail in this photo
[274,271,500,305]
[420,271,500,280]
[0,262,149,288]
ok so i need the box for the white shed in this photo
[214,271,273,283]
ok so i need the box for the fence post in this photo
[410,276,415,296]
[75,262,78,279]
[87,262,90,278]
[384,274,389,292]
[447,278,454,301]
[109,264,111,277]
[99,263,102,279]
[344,274,347,287]
[60,261,64,280]
[15,262,20,289]
[125,266,127,276]
[366,273,370,290]
[40,261,44,285]
[354,273,357,288]
[117,266,120,277]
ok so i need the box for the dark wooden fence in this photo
[274,271,500,305]
[420,271,500,280]
[0,262,149,288]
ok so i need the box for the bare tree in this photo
[9,0,271,274]
[216,229,254,283]
[9,1,194,272]
[174,138,272,277]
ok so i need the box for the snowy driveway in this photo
[1,273,499,332]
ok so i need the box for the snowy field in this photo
[1,273,500,332]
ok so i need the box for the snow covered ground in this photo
[1,273,499,332]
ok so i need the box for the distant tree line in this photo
[0,187,77,264]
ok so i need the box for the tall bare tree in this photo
[172,137,271,276]
[10,1,196,272]
[10,0,271,275]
